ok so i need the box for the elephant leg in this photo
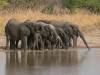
[11,40,16,49]
[22,36,28,50]
[45,40,48,49]
[28,42,34,50]
[15,40,19,49]
[38,42,41,50]
[33,38,38,50]
[10,40,15,49]
[27,36,32,49]
[36,37,39,50]
[63,39,69,49]
[69,36,72,47]
[40,39,44,50]
[73,35,77,47]
[42,42,44,50]
[59,39,64,49]
[60,39,64,49]
[6,36,10,50]
[58,41,60,49]
[48,40,52,50]
[52,41,56,49]
[33,41,36,50]
[56,39,60,49]
[64,36,69,49]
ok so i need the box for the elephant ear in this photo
[25,22,33,33]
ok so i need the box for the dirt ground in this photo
[0,30,100,49]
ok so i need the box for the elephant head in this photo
[71,25,90,50]
[78,29,90,50]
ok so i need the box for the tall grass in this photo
[0,9,100,35]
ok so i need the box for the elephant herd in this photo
[5,18,90,50]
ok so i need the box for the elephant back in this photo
[5,18,20,40]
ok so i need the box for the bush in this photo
[0,0,100,14]
[82,0,100,14]
[0,0,9,7]
[41,4,54,14]
[61,0,100,14]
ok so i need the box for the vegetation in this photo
[0,9,100,35]
[0,0,100,35]
[62,0,100,13]
[0,0,100,14]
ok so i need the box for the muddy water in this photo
[0,48,100,75]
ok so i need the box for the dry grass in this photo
[0,9,100,35]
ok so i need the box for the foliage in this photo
[0,0,9,7]
[62,0,100,14]
[0,0,100,14]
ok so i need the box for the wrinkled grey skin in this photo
[26,21,44,50]
[37,20,90,50]
[5,19,31,50]
[37,20,71,48]
[70,24,90,49]
[36,22,64,49]
[55,26,69,49]
[26,21,64,50]
[5,19,20,49]
[32,32,44,50]
[24,21,45,50]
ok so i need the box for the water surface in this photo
[0,48,100,75]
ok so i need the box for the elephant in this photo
[28,21,63,50]
[37,20,90,50]
[37,20,71,48]
[22,21,46,50]
[5,18,20,49]
[55,26,69,49]
[5,19,31,50]
[32,32,44,50]
[62,22,90,50]
[69,24,90,49]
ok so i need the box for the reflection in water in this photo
[6,50,78,68]
[0,52,6,75]
[5,50,79,75]
[1,48,92,75]
[1,48,100,75]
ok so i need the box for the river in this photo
[0,48,100,75]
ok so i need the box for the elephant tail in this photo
[78,29,90,50]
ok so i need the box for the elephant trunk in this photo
[78,30,90,50]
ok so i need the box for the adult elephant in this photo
[37,20,90,50]
[5,19,31,50]
[70,24,90,49]
[37,20,72,48]
[54,26,69,49]
[24,21,45,50]
[36,22,64,49]
[32,32,44,50]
